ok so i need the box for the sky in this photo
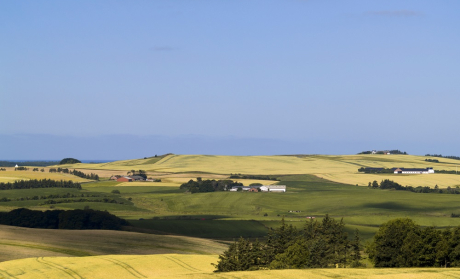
[1,0,460,159]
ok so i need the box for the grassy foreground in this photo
[0,254,459,279]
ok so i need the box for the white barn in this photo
[394,167,434,174]
[260,185,286,192]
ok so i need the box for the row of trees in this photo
[367,218,460,267]
[368,179,460,194]
[40,198,124,205]
[0,179,81,190]
[426,154,460,161]
[229,174,280,181]
[127,170,147,179]
[0,208,129,230]
[180,178,243,193]
[0,161,59,167]
[0,193,107,202]
[14,167,28,171]
[214,215,361,272]
[358,167,394,173]
[358,150,407,155]
[49,168,99,180]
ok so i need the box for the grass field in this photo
[0,225,227,262]
[58,154,460,188]
[2,174,460,243]
[0,254,459,278]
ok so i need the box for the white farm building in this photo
[259,185,286,192]
[394,167,435,174]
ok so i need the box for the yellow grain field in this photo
[1,254,459,279]
[59,154,460,188]
[0,169,90,183]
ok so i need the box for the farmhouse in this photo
[117,176,133,182]
[394,168,435,174]
[129,175,145,181]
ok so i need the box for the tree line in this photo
[229,174,280,181]
[180,178,243,193]
[368,179,460,194]
[214,215,361,272]
[49,168,99,180]
[426,154,460,161]
[0,179,81,190]
[367,218,460,267]
[0,193,111,202]
[0,208,129,230]
[40,198,124,205]
[0,161,59,167]
[358,150,407,155]
[358,167,395,173]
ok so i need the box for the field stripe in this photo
[0,269,18,279]
[164,255,201,272]
[100,257,146,278]
[36,257,83,279]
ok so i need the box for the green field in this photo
[0,224,226,262]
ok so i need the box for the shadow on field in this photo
[362,201,414,211]
[128,217,269,240]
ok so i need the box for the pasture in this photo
[0,254,459,279]
[2,173,460,242]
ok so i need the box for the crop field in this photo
[0,254,459,279]
[0,169,90,183]
[0,225,227,262]
[59,154,460,188]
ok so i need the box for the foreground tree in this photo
[214,214,357,272]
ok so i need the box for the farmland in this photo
[0,254,459,279]
[58,154,460,188]
[0,168,90,183]
[1,154,460,277]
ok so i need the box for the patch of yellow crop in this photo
[1,254,459,279]
[0,170,89,183]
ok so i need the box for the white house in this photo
[394,168,434,174]
[260,185,286,192]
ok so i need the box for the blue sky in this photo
[1,1,459,159]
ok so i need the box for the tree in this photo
[367,218,419,267]
[372,180,379,188]
[350,229,362,267]
[59,158,81,165]
[270,239,310,269]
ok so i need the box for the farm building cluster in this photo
[229,185,286,192]
[110,175,158,182]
